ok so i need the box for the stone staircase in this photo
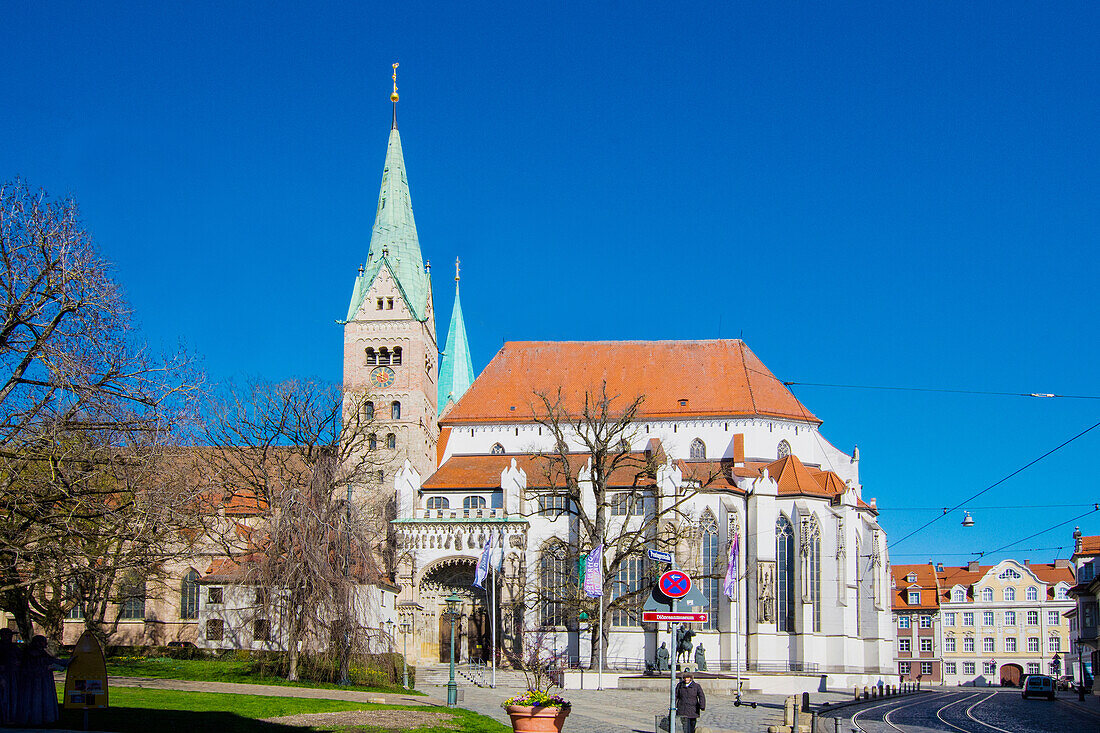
[416,663,528,688]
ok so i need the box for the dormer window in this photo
[908,590,921,605]
[906,573,918,583]
[951,588,965,602]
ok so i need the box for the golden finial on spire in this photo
[454,257,461,282]
[391,62,399,102]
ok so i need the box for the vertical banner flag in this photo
[583,544,604,597]
[473,533,493,588]
[723,531,740,599]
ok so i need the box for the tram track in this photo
[840,689,1079,733]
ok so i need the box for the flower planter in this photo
[504,704,571,732]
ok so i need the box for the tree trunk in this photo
[1,582,34,641]
[287,613,300,681]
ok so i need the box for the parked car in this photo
[1055,676,1073,691]
[1021,675,1056,700]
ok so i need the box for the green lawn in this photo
[105,656,424,696]
[55,687,508,733]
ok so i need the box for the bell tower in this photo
[342,64,438,487]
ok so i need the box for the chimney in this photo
[936,563,944,572]
[968,560,980,572]
[733,433,745,466]
[1023,559,1029,565]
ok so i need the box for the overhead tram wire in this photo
[882,502,1098,512]
[977,506,1100,558]
[891,545,1069,558]
[890,419,1100,548]
[781,381,1100,401]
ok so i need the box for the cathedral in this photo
[342,86,895,689]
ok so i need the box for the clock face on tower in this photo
[369,366,396,389]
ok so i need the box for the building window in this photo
[1004,587,1016,601]
[983,637,995,653]
[944,612,956,626]
[368,433,377,450]
[808,516,822,632]
[385,433,396,450]
[776,515,796,632]
[980,587,993,602]
[898,616,911,629]
[945,662,957,675]
[180,570,200,620]
[907,590,920,606]
[392,346,402,365]
[952,588,966,602]
[1047,610,1060,626]
[921,662,933,676]
[253,619,271,642]
[906,573,918,583]
[689,438,706,459]
[1049,636,1061,652]
[899,662,911,675]
[920,615,932,628]
[701,511,719,630]
[366,348,377,365]
[364,401,375,420]
[490,443,505,455]
[65,579,84,620]
[920,638,933,653]
[376,297,383,310]
[1005,637,1017,652]
[611,492,649,517]
[206,619,224,641]
[611,554,645,627]
[118,576,145,621]
[1027,637,1040,652]
[1027,610,1039,626]
[945,637,956,652]
[1055,586,1068,600]
[1026,662,1040,675]
[1004,611,1016,626]
[463,496,486,510]
[537,494,570,517]
[426,496,449,510]
[963,662,976,676]
[539,542,570,627]
[391,401,401,420]
[983,611,994,626]
[1026,586,1038,601]
[963,637,975,652]
[378,347,390,365]
[963,612,974,627]
[999,568,1021,580]
[899,638,911,653]
[983,661,996,675]
[777,440,791,458]
[208,587,224,605]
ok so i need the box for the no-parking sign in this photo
[658,570,692,599]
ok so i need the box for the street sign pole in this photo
[668,559,677,733]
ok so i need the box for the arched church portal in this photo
[419,558,496,664]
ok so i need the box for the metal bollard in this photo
[854,686,859,700]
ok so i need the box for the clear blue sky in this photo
[4,2,1098,564]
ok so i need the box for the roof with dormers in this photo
[891,563,941,611]
[346,127,431,323]
[936,562,1075,601]
[441,340,820,425]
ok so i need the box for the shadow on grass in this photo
[58,707,315,733]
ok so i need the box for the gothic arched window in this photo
[777,440,792,459]
[808,515,822,632]
[392,346,402,365]
[701,510,719,630]
[854,536,863,632]
[490,443,505,455]
[119,574,146,621]
[180,570,200,620]
[365,348,377,366]
[391,401,401,420]
[385,433,396,450]
[427,496,449,510]
[539,542,570,627]
[690,438,706,460]
[611,553,645,627]
[776,515,795,632]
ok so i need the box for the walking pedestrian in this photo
[675,672,706,733]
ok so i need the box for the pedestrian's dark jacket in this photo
[676,679,706,718]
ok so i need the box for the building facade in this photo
[936,559,1074,686]
[891,563,942,683]
[1069,529,1099,693]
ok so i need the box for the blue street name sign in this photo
[647,549,673,564]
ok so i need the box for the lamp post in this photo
[385,619,394,652]
[445,593,462,708]
[400,621,411,689]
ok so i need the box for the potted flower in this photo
[501,631,571,732]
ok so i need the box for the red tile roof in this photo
[422,452,661,490]
[892,563,941,611]
[936,563,1075,601]
[441,340,820,425]
[1076,535,1100,557]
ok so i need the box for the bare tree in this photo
[519,383,715,669]
[0,179,205,642]
[203,379,392,681]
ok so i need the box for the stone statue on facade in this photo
[758,562,775,622]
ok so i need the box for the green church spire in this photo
[438,258,475,412]
[345,69,430,323]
